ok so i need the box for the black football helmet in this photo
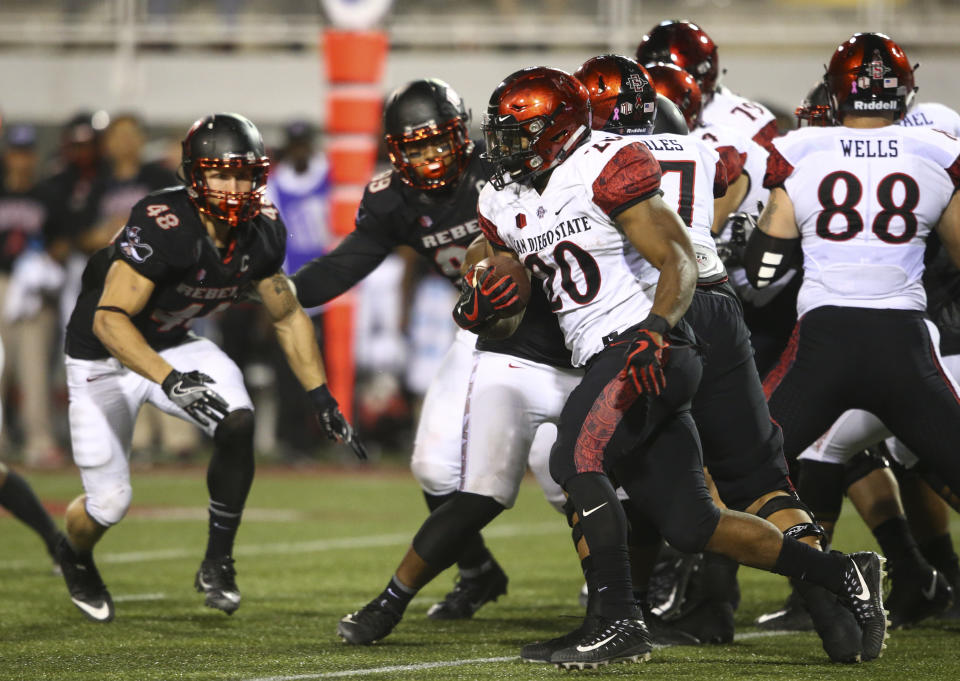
[383,78,472,190]
[181,113,270,226]
[653,94,689,135]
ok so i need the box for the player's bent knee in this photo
[214,408,255,448]
[660,504,722,554]
[410,457,458,496]
[86,482,133,526]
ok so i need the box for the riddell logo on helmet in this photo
[854,100,898,110]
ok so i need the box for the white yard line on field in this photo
[0,521,562,571]
[113,592,166,602]
[239,631,801,681]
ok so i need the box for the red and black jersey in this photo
[65,186,286,360]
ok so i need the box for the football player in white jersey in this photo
[901,101,960,135]
[636,20,780,153]
[476,65,888,668]
[572,54,863,659]
[746,32,960,638]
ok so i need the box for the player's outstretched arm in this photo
[93,260,173,383]
[616,194,697,328]
[257,272,367,459]
[289,231,392,308]
[744,187,801,288]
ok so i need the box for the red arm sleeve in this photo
[752,119,781,152]
[591,143,662,218]
[714,159,729,198]
[715,145,745,184]
[763,146,796,189]
[477,212,508,250]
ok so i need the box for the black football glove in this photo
[309,385,368,460]
[162,369,230,427]
[452,265,520,331]
[715,211,758,267]
[619,315,671,396]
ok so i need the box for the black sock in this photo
[872,516,928,575]
[377,575,417,615]
[921,534,960,583]
[566,473,634,620]
[421,491,493,572]
[205,500,242,560]
[0,469,60,553]
[772,537,846,593]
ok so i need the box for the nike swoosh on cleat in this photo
[219,592,241,603]
[921,570,940,600]
[576,633,618,652]
[851,561,872,601]
[581,502,608,518]
[755,609,789,625]
[72,597,112,621]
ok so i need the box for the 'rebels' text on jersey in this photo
[65,186,287,360]
[765,125,960,317]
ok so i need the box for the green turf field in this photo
[2,464,958,681]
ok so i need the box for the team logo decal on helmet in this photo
[574,56,656,136]
[824,32,916,124]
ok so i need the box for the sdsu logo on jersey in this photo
[118,225,153,263]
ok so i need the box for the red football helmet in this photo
[574,55,657,135]
[824,32,916,124]
[795,80,833,127]
[636,20,719,98]
[481,67,591,189]
[646,62,703,132]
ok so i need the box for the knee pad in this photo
[659,499,721,555]
[843,444,890,490]
[796,460,845,521]
[214,408,255,450]
[412,492,504,569]
[755,490,814,521]
[85,482,132,526]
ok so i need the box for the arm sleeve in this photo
[762,146,796,190]
[290,229,392,307]
[591,143,663,218]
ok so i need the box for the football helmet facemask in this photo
[575,55,657,135]
[637,20,720,100]
[481,66,591,190]
[383,78,472,191]
[181,113,270,227]
[646,62,703,132]
[795,80,833,127]
[824,32,916,124]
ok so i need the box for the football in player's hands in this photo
[469,255,531,317]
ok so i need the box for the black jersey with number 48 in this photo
[65,186,286,360]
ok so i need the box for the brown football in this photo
[473,255,531,316]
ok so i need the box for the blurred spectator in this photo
[0,124,64,467]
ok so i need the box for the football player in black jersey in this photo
[56,113,363,623]
[291,79,579,643]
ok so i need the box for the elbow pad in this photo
[744,228,801,289]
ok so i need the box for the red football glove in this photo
[619,317,671,396]
[453,265,520,331]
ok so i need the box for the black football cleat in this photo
[836,551,889,661]
[426,560,508,620]
[755,586,814,631]
[520,616,597,663]
[795,580,862,663]
[549,616,653,670]
[338,598,403,645]
[195,557,241,614]
[643,606,701,646]
[888,567,953,629]
[667,600,734,644]
[57,536,114,622]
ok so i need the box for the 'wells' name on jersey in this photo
[840,138,899,158]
